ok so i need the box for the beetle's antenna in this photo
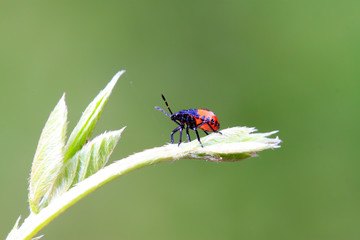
[155,106,171,117]
[161,94,174,115]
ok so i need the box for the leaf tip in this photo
[108,70,126,89]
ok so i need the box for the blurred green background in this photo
[1,1,359,239]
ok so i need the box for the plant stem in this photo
[7,127,280,240]
[8,145,175,240]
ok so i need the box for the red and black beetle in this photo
[155,94,222,147]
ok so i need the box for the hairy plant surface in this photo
[6,71,281,240]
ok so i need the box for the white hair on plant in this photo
[7,71,281,240]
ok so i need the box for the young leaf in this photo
[73,129,125,185]
[29,94,67,213]
[180,127,281,162]
[64,70,125,161]
[46,128,125,200]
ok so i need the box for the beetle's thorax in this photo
[171,110,197,128]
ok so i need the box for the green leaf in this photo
[64,70,125,161]
[72,128,125,185]
[46,128,125,201]
[29,94,67,213]
[174,127,281,162]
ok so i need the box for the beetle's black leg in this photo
[170,119,182,126]
[194,128,203,148]
[178,126,184,146]
[171,126,181,144]
[186,125,191,142]
[203,130,209,135]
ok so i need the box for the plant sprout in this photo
[6,71,281,240]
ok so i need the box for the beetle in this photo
[155,94,222,147]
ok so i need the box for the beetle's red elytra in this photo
[155,94,222,147]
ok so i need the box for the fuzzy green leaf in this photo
[46,128,125,200]
[142,127,280,162]
[183,127,281,162]
[64,70,125,161]
[29,94,67,213]
[72,128,125,185]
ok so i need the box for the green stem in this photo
[7,127,280,240]
[9,145,175,240]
